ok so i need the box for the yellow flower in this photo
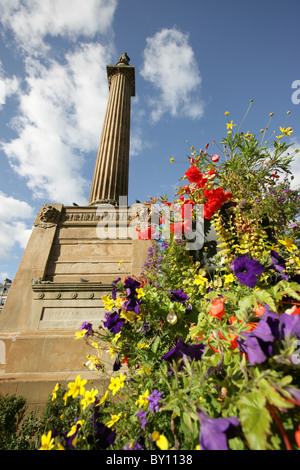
[80,388,98,410]
[135,390,149,407]
[120,310,136,322]
[67,419,85,437]
[224,273,234,284]
[269,112,274,116]
[108,373,125,396]
[278,236,297,253]
[51,383,60,401]
[294,256,300,268]
[194,274,208,286]
[39,430,55,450]
[224,111,229,115]
[136,287,146,299]
[244,131,252,138]
[101,295,115,311]
[170,157,174,163]
[226,120,236,130]
[67,375,87,399]
[152,431,169,450]
[137,365,152,375]
[75,329,87,340]
[118,259,123,266]
[114,296,124,308]
[106,412,122,428]
[279,126,293,136]
[137,342,149,349]
[98,390,109,405]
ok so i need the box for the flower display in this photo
[35,108,300,452]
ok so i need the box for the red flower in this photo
[185,166,207,187]
[211,154,220,163]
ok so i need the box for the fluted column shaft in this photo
[89,64,135,205]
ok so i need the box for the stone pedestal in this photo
[0,203,150,414]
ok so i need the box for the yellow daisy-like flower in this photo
[67,375,87,399]
[67,419,85,437]
[98,390,109,405]
[108,373,125,396]
[75,329,87,340]
[193,274,208,286]
[224,273,235,284]
[80,388,98,410]
[137,342,149,349]
[106,412,122,429]
[137,365,152,375]
[51,383,60,401]
[135,390,149,408]
[279,126,293,136]
[224,111,229,115]
[39,430,55,450]
[136,287,146,299]
[101,295,115,311]
[114,296,124,308]
[170,157,174,163]
[120,310,136,323]
[226,120,236,130]
[278,236,297,253]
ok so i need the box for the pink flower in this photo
[211,154,220,163]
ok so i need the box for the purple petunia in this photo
[231,255,264,288]
[169,288,189,304]
[103,311,125,334]
[162,339,206,367]
[237,307,300,365]
[197,408,240,450]
[80,321,93,337]
[147,389,164,414]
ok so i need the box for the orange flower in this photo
[254,304,265,317]
[209,298,226,320]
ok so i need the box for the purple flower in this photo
[122,297,142,314]
[162,339,206,366]
[123,441,144,450]
[80,321,93,337]
[231,255,264,288]
[103,311,125,334]
[147,389,164,414]
[270,250,286,273]
[197,408,239,450]
[236,319,276,365]
[169,288,189,304]
[112,277,121,300]
[237,308,300,365]
[124,277,141,297]
[136,409,148,429]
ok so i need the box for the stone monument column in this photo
[89,53,135,205]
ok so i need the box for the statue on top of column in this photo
[117,52,130,66]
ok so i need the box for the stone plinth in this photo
[0,202,151,413]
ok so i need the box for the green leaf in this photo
[151,336,160,354]
[258,379,294,410]
[239,390,272,450]
[254,289,277,312]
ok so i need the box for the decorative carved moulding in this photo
[34,204,62,228]
[31,280,113,301]
[61,206,133,225]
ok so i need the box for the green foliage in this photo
[0,394,39,450]
[33,108,300,450]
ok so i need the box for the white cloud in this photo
[0,0,118,54]
[0,61,20,107]
[140,28,204,122]
[1,42,114,205]
[0,191,34,259]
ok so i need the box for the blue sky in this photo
[0,0,300,281]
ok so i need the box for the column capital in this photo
[107,65,135,97]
